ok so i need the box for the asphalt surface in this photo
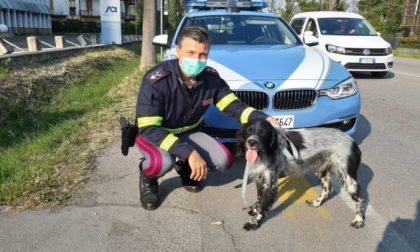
[1,57,420,251]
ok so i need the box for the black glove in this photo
[119,117,138,156]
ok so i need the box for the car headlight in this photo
[385,46,393,54]
[319,77,358,99]
[326,44,346,54]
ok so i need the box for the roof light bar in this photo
[187,0,267,10]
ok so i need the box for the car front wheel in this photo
[371,71,388,78]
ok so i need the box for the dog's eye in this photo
[246,126,254,134]
[258,128,265,135]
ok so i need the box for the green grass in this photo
[394,50,420,60]
[0,47,142,208]
[0,65,6,76]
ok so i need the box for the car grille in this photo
[345,48,388,56]
[273,90,317,110]
[233,91,268,110]
[345,63,386,70]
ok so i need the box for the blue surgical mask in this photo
[180,57,207,77]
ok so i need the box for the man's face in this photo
[176,37,210,64]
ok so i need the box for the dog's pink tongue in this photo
[246,149,258,163]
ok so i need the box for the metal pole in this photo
[160,0,163,60]
[79,0,81,34]
[135,0,137,36]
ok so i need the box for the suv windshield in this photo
[318,18,377,36]
[177,14,299,45]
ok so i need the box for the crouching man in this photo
[135,26,280,210]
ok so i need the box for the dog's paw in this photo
[305,199,321,208]
[243,221,260,231]
[248,208,258,216]
[351,215,365,228]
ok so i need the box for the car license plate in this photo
[359,58,375,64]
[274,115,294,128]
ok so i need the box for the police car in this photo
[153,0,361,142]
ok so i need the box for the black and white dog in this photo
[236,119,364,231]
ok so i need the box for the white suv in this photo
[290,11,393,78]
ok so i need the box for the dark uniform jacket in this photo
[136,59,268,161]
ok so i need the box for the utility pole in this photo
[160,0,163,60]
[135,0,137,36]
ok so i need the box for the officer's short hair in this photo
[177,26,211,47]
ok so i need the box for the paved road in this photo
[1,57,419,251]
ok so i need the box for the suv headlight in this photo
[319,77,358,99]
[385,46,393,54]
[326,44,346,54]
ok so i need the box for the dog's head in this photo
[236,119,278,163]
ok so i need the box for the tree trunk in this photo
[140,0,156,70]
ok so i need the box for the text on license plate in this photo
[274,115,294,128]
[359,58,375,64]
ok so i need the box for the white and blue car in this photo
[153,0,361,142]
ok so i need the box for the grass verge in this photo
[394,50,420,60]
[0,46,144,210]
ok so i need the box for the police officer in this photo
[136,26,281,210]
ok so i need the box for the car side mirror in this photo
[303,34,319,46]
[152,34,169,47]
[303,31,313,36]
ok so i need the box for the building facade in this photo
[50,0,134,33]
[402,0,420,36]
[0,0,52,34]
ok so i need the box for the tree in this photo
[357,0,404,36]
[168,0,184,38]
[279,0,298,21]
[140,0,156,69]
[265,0,281,13]
[321,0,346,11]
[294,0,346,12]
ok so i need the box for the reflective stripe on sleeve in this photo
[216,93,239,111]
[137,116,163,128]
[159,133,179,151]
[240,107,256,124]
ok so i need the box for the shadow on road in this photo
[351,71,395,79]
[376,201,420,252]
[158,156,245,203]
[353,114,371,145]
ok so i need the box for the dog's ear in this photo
[236,124,247,156]
[269,126,279,150]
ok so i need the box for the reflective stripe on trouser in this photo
[135,132,233,178]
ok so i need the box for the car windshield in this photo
[318,18,377,36]
[177,14,300,45]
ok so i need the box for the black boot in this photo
[139,170,160,210]
[175,161,202,193]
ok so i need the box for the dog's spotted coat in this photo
[237,119,365,230]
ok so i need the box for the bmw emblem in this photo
[363,49,370,56]
[264,81,275,89]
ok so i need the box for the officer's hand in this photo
[266,116,281,129]
[188,150,208,181]
[266,116,287,145]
